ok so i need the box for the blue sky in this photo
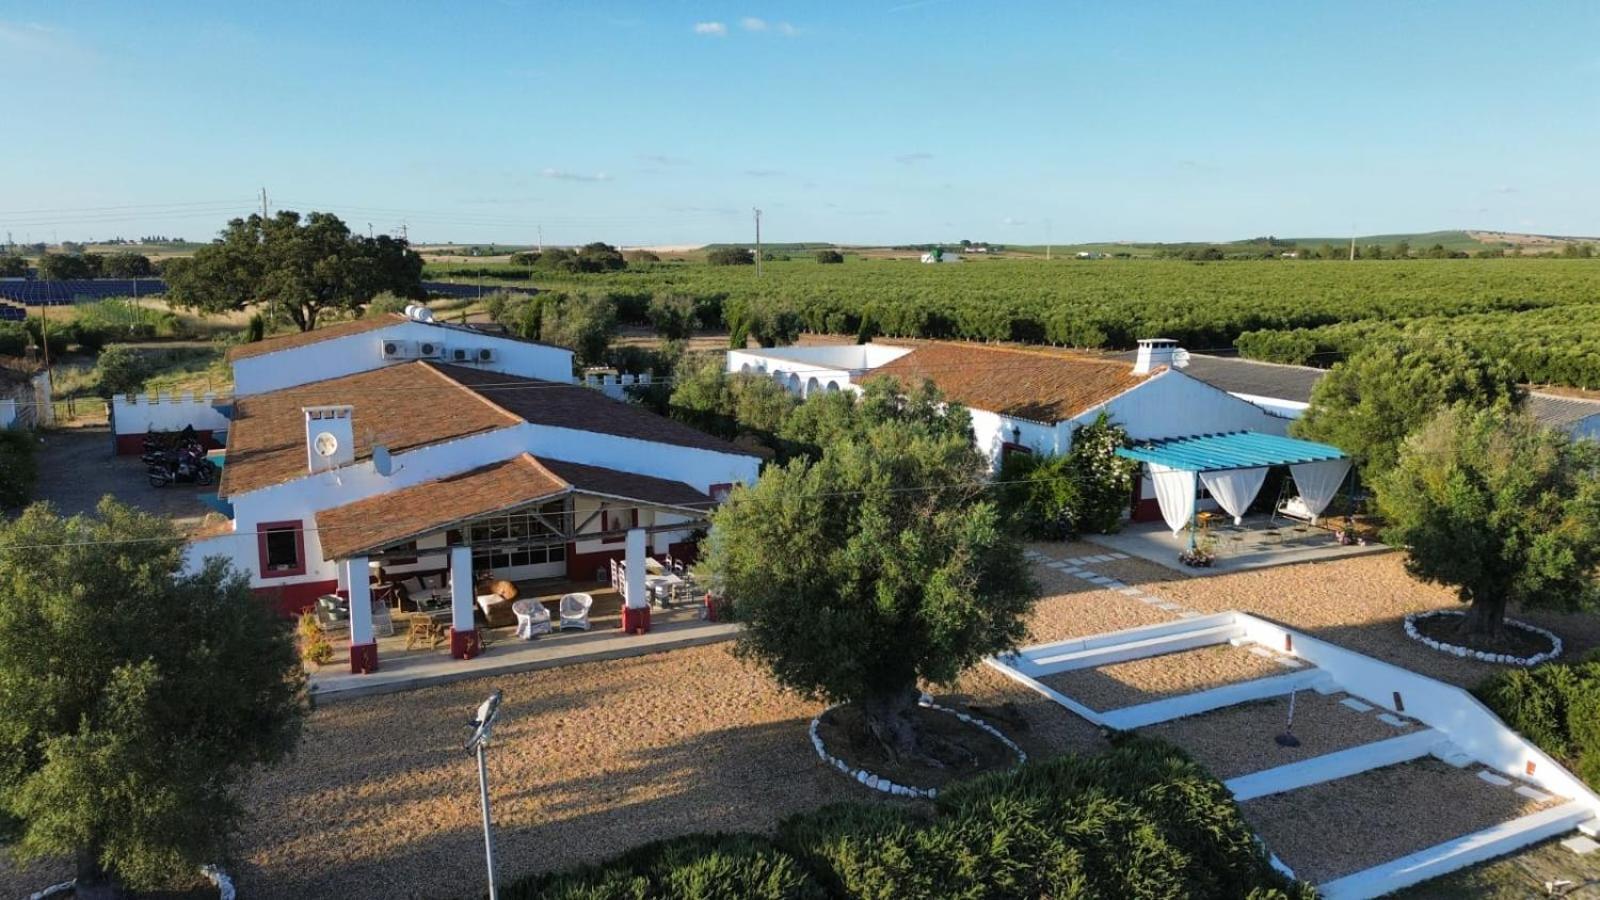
[2,1,1596,246]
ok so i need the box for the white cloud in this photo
[776,22,800,36]
[541,168,611,182]
[693,21,728,36]
[1002,216,1027,226]
[741,17,767,31]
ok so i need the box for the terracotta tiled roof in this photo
[314,453,711,560]
[437,363,759,456]
[219,362,519,497]
[225,314,406,362]
[863,341,1153,423]
[316,455,567,560]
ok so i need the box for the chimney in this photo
[1133,338,1179,375]
[303,405,355,473]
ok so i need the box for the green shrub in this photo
[503,738,1311,900]
[1476,654,1600,790]
[0,430,37,508]
[365,292,412,316]
[0,322,28,356]
[94,345,151,398]
[997,414,1138,539]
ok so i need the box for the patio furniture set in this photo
[610,553,702,608]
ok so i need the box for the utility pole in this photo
[260,187,269,220]
[368,222,374,239]
[399,222,408,242]
[1045,219,1053,261]
[1349,224,1356,262]
[753,208,762,278]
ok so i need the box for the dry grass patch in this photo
[1139,691,1419,780]
[1040,644,1295,712]
[1242,758,1561,884]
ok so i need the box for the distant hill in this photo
[1000,229,1599,258]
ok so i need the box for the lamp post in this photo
[465,689,504,900]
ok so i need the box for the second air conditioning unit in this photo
[380,339,415,360]
[416,340,444,359]
[450,347,472,363]
[476,347,497,363]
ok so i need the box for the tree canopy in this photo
[706,246,755,266]
[163,211,424,331]
[1293,338,1523,479]
[0,500,305,896]
[0,255,26,277]
[1377,406,1600,639]
[701,388,1032,758]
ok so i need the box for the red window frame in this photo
[257,520,307,579]
[709,483,735,504]
[1000,442,1034,461]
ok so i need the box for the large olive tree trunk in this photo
[75,848,124,900]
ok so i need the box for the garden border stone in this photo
[808,694,1027,799]
[1402,609,1562,667]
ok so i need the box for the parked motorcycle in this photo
[148,447,216,487]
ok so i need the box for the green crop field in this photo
[428,255,1600,389]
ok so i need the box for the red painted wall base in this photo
[349,641,379,674]
[254,579,340,618]
[621,605,651,635]
[450,627,482,660]
[114,430,223,456]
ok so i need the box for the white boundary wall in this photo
[112,392,231,436]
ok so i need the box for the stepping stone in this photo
[1515,784,1554,803]
[1109,553,1130,560]
[1376,713,1409,728]
[1477,770,1512,786]
[1339,698,1374,713]
[1247,646,1276,658]
[1138,595,1164,604]
[1153,602,1183,611]
[1063,557,1085,565]
[1273,657,1305,668]
[1117,587,1142,596]
[1176,610,1202,619]
[1563,835,1600,856]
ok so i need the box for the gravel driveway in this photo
[29,427,214,529]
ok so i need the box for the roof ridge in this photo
[420,360,525,426]
[516,452,571,489]
[899,340,1139,369]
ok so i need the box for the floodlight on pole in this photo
[466,689,504,900]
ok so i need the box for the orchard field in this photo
[432,256,1600,389]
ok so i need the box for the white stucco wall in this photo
[970,408,1062,472]
[1078,369,1289,441]
[193,421,758,587]
[112,392,232,436]
[231,320,575,396]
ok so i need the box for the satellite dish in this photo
[373,444,392,476]
[313,431,340,458]
[1172,348,1191,369]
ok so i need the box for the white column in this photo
[346,556,373,646]
[625,528,648,610]
[450,545,476,633]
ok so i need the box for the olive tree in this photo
[702,412,1036,761]
[1378,406,1600,640]
[1294,338,1522,480]
[0,500,306,897]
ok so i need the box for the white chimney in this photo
[303,405,355,473]
[1133,338,1179,375]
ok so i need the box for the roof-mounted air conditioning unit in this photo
[416,340,444,359]
[450,347,472,363]
[476,347,497,363]
[381,338,415,360]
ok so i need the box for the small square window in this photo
[257,521,306,579]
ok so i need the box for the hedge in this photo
[0,429,38,509]
[500,737,1312,899]
[1475,652,1600,789]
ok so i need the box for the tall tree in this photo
[164,211,423,331]
[1293,338,1523,480]
[0,500,306,898]
[100,252,153,278]
[1378,407,1600,640]
[702,405,1032,761]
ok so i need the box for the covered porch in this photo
[1111,431,1374,574]
[312,454,720,676]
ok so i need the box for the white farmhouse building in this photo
[189,307,759,671]
[728,338,1289,522]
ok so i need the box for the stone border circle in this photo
[28,866,234,900]
[1403,609,1562,667]
[809,695,1027,800]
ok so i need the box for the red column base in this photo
[450,627,482,660]
[349,641,379,674]
[621,605,651,635]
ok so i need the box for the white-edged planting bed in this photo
[1403,609,1562,667]
[809,697,1026,800]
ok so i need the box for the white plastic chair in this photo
[559,592,592,631]
[370,599,396,638]
[512,599,551,639]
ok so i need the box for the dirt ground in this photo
[30,428,216,530]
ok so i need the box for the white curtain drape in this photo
[1200,466,1269,525]
[1289,458,1352,521]
[1149,463,1197,536]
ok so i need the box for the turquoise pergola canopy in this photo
[1115,431,1346,473]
